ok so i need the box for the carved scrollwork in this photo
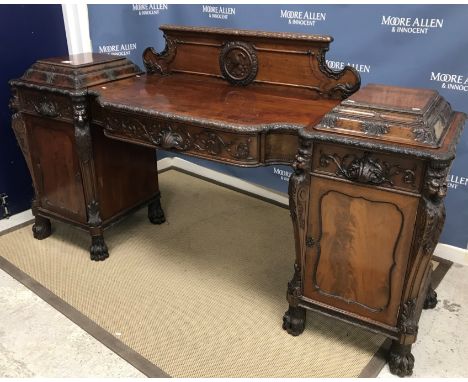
[287,262,302,302]
[316,49,361,99]
[19,90,73,120]
[361,120,389,136]
[143,35,177,75]
[319,151,415,187]
[219,41,258,86]
[155,127,185,150]
[289,140,312,229]
[34,100,59,118]
[398,298,418,335]
[104,116,254,161]
[320,114,339,128]
[413,126,436,146]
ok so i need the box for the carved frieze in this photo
[219,41,258,86]
[104,115,256,163]
[19,89,73,120]
[319,151,416,187]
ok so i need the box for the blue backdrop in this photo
[88,4,468,249]
[0,5,68,217]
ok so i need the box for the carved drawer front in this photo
[103,112,260,165]
[311,143,423,194]
[303,176,419,326]
[18,88,73,122]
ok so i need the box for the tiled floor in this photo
[0,269,144,378]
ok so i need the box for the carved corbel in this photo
[72,95,101,229]
[287,138,313,305]
[420,160,450,257]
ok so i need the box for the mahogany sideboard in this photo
[10,25,466,376]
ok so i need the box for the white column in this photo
[62,4,92,55]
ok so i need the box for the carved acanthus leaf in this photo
[319,151,415,187]
[398,298,418,335]
[104,117,253,161]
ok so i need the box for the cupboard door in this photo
[28,115,87,222]
[303,176,419,326]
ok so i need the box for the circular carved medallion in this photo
[219,41,258,86]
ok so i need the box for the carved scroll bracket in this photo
[316,49,361,99]
[143,35,177,74]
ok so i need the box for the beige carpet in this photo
[0,170,388,377]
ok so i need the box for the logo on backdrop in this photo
[280,9,326,27]
[326,59,371,74]
[132,4,168,16]
[202,5,236,20]
[273,167,292,182]
[98,42,138,57]
[430,72,468,92]
[447,173,468,190]
[381,15,443,34]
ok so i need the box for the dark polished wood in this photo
[10,25,466,376]
[10,53,160,261]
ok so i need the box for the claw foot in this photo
[282,306,306,336]
[388,342,414,377]
[90,235,109,261]
[148,198,165,224]
[32,216,51,240]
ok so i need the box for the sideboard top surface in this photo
[90,73,340,128]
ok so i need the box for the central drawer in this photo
[101,111,260,166]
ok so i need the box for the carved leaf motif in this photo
[413,127,436,145]
[398,298,418,335]
[319,151,413,187]
[104,116,253,161]
[361,121,389,136]
[35,100,59,118]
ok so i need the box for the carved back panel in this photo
[143,25,360,99]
